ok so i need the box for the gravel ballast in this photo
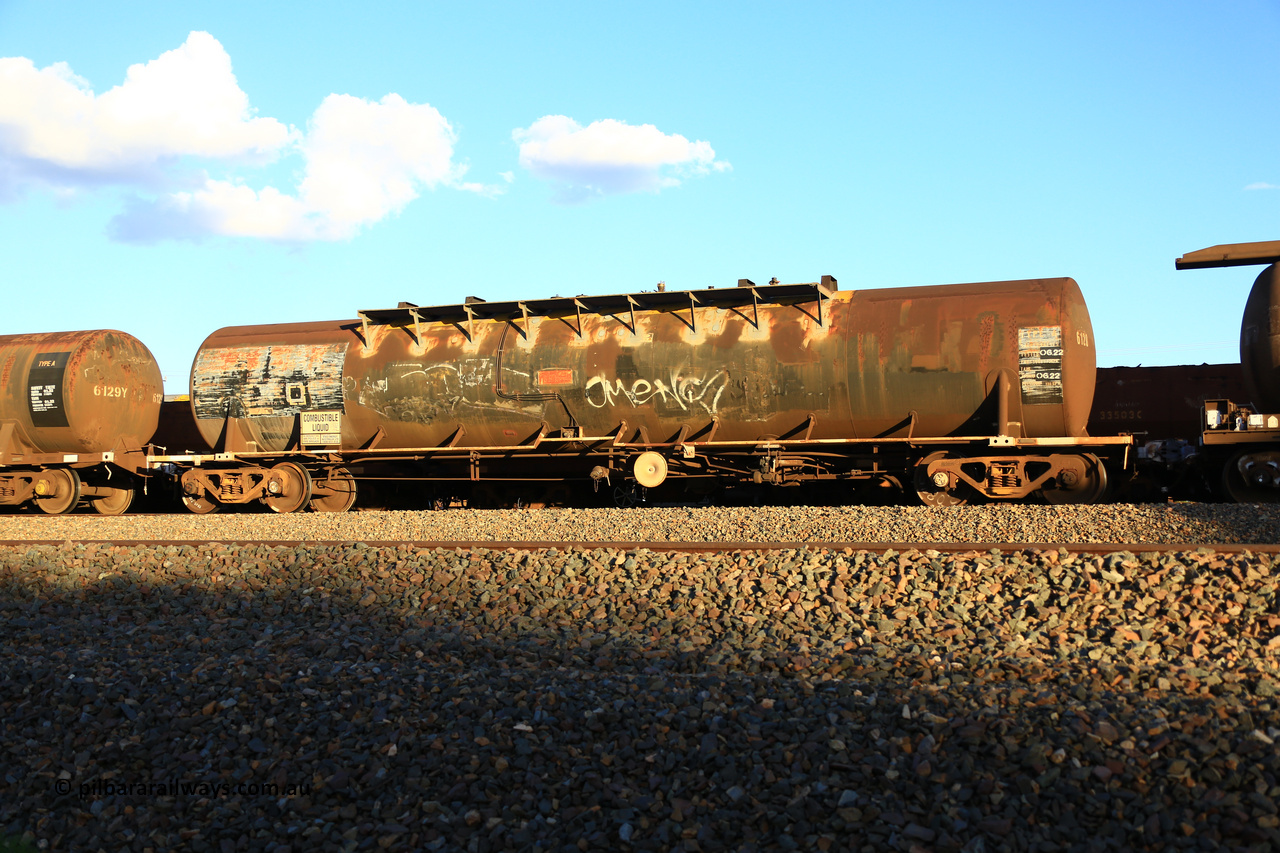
[2,541,1279,851]
[0,502,1278,544]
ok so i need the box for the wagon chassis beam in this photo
[151,434,1130,470]
[152,432,1130,510]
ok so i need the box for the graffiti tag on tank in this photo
[1017,326,1064,405]
[193,344,347,419]
[356,359,496,424]
[584,369,729,415]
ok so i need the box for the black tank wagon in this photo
[1178,241,1280,501]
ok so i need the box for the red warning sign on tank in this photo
[537,368,574,387]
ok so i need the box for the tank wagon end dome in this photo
[0,328,163,454]
[189,319,358,452]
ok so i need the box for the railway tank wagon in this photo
[1178,241,1280,501]
[0,329,163,514]
[161,276,1128,513]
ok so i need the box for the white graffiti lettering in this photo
[392,359,493,388]
[584,369,728,415]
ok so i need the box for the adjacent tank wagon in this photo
[0,329,163,514]
[161,276,1128,512]
[1178,241,1280,501]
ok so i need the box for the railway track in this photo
[1,499,1278,549]
[3,538,1280,553]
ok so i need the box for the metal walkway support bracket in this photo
[614,296,639,335]
[677,291,700,333]
[729,282,761,329]
[794,276,836,327]
[356,277,841,341]
[505,302,531,340]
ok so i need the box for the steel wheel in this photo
[182,494,221,514]
[309,469,357,513]
[1221,450,1280,503]
[91,487,134,516]
[265,462,313,514]
[913,452,971,507]
[613,483,640,508]
[1041,454,1109,505]
[35,468,81,515]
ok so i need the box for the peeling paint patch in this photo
[192,343,347,419]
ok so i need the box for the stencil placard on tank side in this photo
[28,351,71,428]
[193,344,346,420]
[1017,326,1064,405]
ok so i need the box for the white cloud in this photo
[1,33,493,242]
[109,181,316,243]
[298,94,460,229]
[0,32,293,183]
[513,115,729,203]
[1245,182,1279,191]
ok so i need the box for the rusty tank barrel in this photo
[189,277,1095,452]
[0,329,163,455]
[839,277,1093,439]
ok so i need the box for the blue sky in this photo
[1,1,1277,392]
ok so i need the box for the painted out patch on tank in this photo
[1017,326,1064,405]
[192,343,346,419]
